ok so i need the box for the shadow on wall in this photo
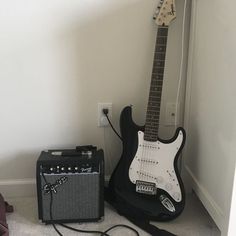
[0,0,156,179]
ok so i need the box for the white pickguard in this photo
[129,129,184,202]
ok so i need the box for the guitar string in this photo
[142,27,167,184]
[141,26,159,183]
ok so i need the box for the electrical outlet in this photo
[98,103,112,127]
[165,102,179,126]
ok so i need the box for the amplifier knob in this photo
[75,167,78,171]
[61,167,65,171]
[50,167,54,171]
[68,167,72,171]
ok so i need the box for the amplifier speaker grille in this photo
[41,173,100,221]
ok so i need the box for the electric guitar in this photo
[109,0,186,221]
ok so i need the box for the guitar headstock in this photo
[153,0,176,26]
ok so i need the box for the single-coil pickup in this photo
[136,158,158,164]
[138,143,160,149]
[137,170,157,180]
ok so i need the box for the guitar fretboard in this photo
[144,26,168,142]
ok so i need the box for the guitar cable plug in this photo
[102,108,123,141]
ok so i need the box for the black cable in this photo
[42,173,63,236]
[49,192,63,236]
[103,112,123,141]
[104,224,140,236]
[59,223,109,236]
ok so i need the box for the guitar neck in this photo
[144,26,169,142]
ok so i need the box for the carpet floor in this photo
[6,193,220,236]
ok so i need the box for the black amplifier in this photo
[36,148,104,224]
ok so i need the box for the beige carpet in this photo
[6,193,220,236]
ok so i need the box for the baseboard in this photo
[185,165,224,231]
[0,175,111,198]
[0,178,36,198]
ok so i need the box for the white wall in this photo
[0,0,189,197]
[184,0,236,234]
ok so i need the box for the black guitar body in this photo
[108,106,186,221]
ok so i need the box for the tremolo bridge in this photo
[136,180,157,195]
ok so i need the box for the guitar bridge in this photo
[136,180,157,195]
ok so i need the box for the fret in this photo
[146,122,159,126]
[152,67,164,74]
[147,108,160,113]
[146,117,160,122]
[147,108,161,113]
[145,132,158,137]
[154,59,165,62]
[150,85,162,90]
[145,130,158,135]
[150,84,163,87]
[148,101,161,107]
[147,111,160,115]
[145,123,159,128]
[147,109,160,114]
[146,124,159,128]
[149,96,161,101]
[155,47,166,53]
[154,53,166,60]
[151,72,164,78]
[145,125,159,130]
[146,126,159,131]
[147,108,160,112]
[153,60,165,67]
[149,95,161,99]
[156,37,167,45]
[146,116,160,121]
[149,91,162,97]
[145,127,159,132]
[151,77,163,83]
[151,81,163,86]
[146,117,160,121]
[149,99,160,104]
[146,120,159,125]
[153,64,164,68]
[151,80,163,86]
[146,124,159,129]
[143,136,158,142]
[150,86,162,92]
[157,27,168,36]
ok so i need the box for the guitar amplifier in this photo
[36,148,104,224]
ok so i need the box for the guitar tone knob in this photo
[165,183,173,191]
[173,192,181,200]
[156,176,164,184]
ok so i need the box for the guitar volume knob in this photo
[156,176,164,184]
[173,192,181,200]
[165,183,173,191]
